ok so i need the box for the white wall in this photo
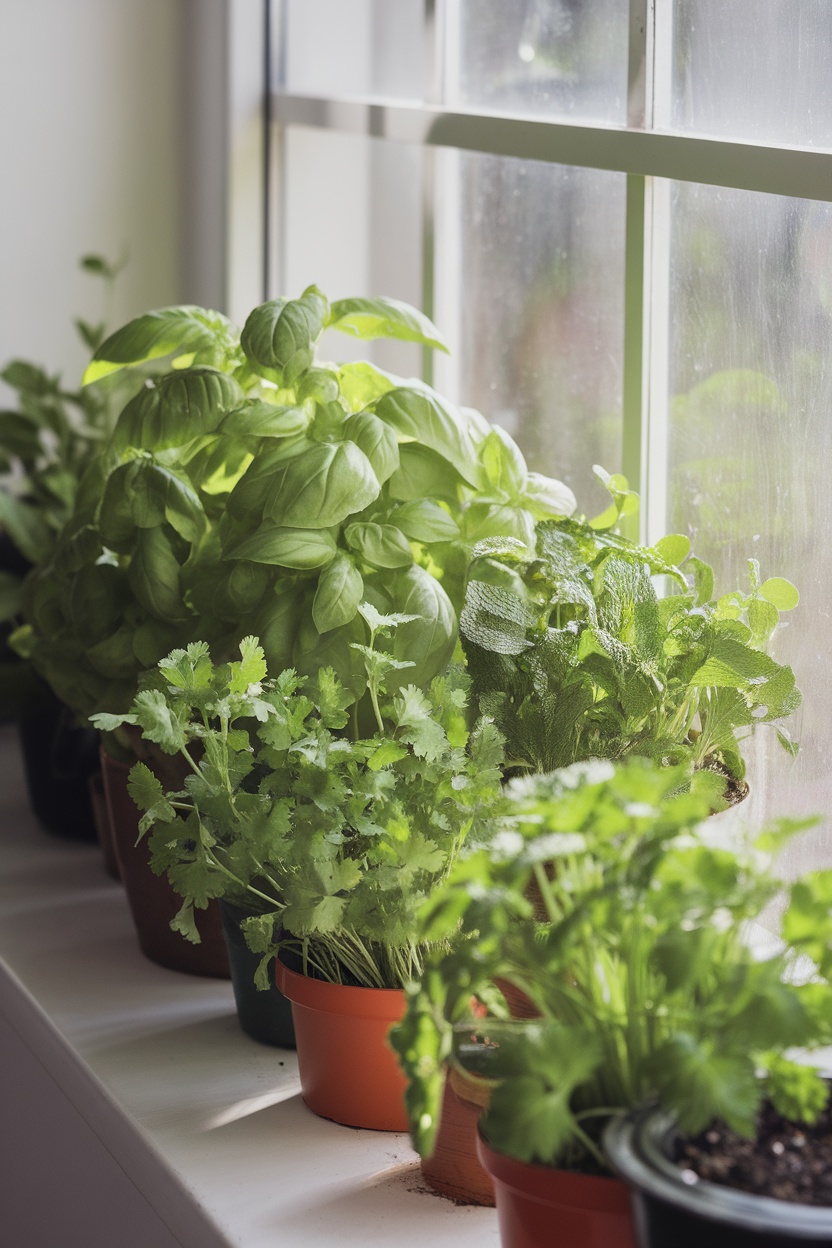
[0,0,184,398]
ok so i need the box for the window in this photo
[268,0,832,872]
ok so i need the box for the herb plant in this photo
[18,286,574,722]
[92,607,505,989]
[391,757,832,1173]
[0,254,129,621]
[460,469,801,787]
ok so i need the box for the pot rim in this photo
[275,958,405,1020]
[605,1106,832,1236]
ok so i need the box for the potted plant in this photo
[0,255,134,846]
[17,284,571,972]
[391,756,830,1246]
[93,608,505,1123]
[460,466,801,796]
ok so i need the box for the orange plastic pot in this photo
[275,960,408,1131]
[477,1132,636,1248]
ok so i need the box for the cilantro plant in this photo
[17,286,574,723]
[460,468,801,789]
[92,607,505,989]
[391,758,832,1174]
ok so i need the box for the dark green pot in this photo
[220,901,296,1048]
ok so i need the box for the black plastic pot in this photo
[605,1108,832,1248]
[220,901,295,1048]
[17,684,99,841]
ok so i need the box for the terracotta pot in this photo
[478,1131,636,1248]
[494,976,541,1020]
[88,770,120,881]
[220,901,295,1047]
[100,750,229,978]
[275,959,408,1130]
[421,1066,496,1206]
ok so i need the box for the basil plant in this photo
[15,286,575,721]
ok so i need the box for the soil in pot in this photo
[477,1131,636,1248]
[101,749,229,978]
[605,1106,832,1248]
[275,958,408,1131]
[18,686,99,841]
[421,1066,496,1206]
[220,901,295,1047]
[675,1101,832,1206]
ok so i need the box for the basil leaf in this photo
[68,563,125,642]
[252,590,304,673]
[337,360,399,411]
[127,526,187,621]
[345,522,413,569]
[113,368,244,452]
[226,438,313,520]
[127,462,205,543]
[343,410,400,484]
[293,611,368,697]
[390,500,460,543]
[297,368,340,405]
[523,472,577,520]
[263,441,380,529]
[86,626,138,679]
[375,387,486,489]
[221,400,310,440]
[313,552,364,632]
[387,442,466,505]
[328,296,449,351]
[226,525,337,569]
[376,564,457,687]
[480,427,528,496]
[85,306,234,381]
[211,562,270,622]
[241,286,329,381]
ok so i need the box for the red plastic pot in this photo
[421,1066,496,1206]
[477,1131,636,1248]
[275,960,408,1131]
[101,750,229,978]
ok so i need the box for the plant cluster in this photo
[391,757,832,1173]
[15,287,574,723]
[92,607,505,989]
[0,255,131,622]
[460,470,801,785]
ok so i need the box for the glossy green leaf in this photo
[386,443,465,505]
[85,626,138,679]
[127,526,186,621]
[240,286,329,381]
[760,577,800,611]
[226,524,337,569]
[653,533,692,567]
[85,306,234,381]
[313,552,364,632]
[522,472,577,520]
[263,440,380,529]
[375,387,485,490]
[113,368,244,452]
[343,410,400,484]
[390,500,460,544]
[383,565,457,687]
[480,427,528,496]
[226,439,313,521]
[328,296,449,352]
[345,522,413,569]
[337,360,399,411]
[221,400,310,440]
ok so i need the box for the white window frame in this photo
[266,0,832,545]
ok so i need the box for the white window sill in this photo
[0,726,498,1247]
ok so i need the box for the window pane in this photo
[282,0,424,102]
[672,0,832,148]
[282,127,424,375]
[439,152,625,511]
[450,0,629,123]
[666,181,832,870]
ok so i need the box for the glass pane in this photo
[440,151,625,513]
[282,127,424,376]
[450,0,629,123]
[666,181,832,871]
[673,0,832,147]
[282,0,424,102]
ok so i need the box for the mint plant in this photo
[460,469,801,789]
[92,609,505,989]
[391,758,832,1173]
[18,286,574,722]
